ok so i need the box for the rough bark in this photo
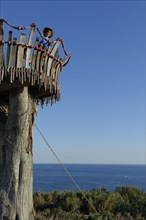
[0,87,37,220]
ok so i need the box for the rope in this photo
[0,19,71,62]
[1,19,36,30]
[34,123,98,215]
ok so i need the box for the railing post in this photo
[11,37,17,67]
[17,33,26,68]
[43,43,52,75]
[47,41,60,76]
[6,31,12,67]
[31,38,39,72]
[25,27,35,69]
[0,19,4,67]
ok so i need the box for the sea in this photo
[33,164,146,193]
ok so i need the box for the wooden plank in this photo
[47,41,60,76]
[43,43,52,75]
[39,48,46,73]
[55,62,62,82]
[36,46,42,72]
[0,20,4,67]
[11,38,17,67]
[56,82,60,98]
[12,67,15,82]
[17,33,26,68]
[25,27,35,69]
[50,48,60,80]
[31,37,39,71]
[1,66,5,80]
[6,31,12,67]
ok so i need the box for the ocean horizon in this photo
[33,163,146,193]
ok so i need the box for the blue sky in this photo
[0,0,145,164]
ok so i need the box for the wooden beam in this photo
[17,33,26,68]
[11,37,17,67]
[31,38,39,71]
[6,31,12,67]
[0,20,4,66]
[43,43,52,75]
[47,41,60,76]
[25,27,35,69]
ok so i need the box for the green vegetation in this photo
[34,186,146,220]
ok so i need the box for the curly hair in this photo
[43,27,54,38]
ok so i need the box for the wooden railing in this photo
[0,19,71,105]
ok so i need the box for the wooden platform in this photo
[0,20,70,105]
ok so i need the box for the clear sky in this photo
[0,0,145,164]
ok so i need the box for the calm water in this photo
[33,164,146,192]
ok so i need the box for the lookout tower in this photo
[0,19,71,220]
[0,19,71,106]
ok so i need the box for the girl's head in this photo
[43,27,54,38]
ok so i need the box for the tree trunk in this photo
[0,87,37,220]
